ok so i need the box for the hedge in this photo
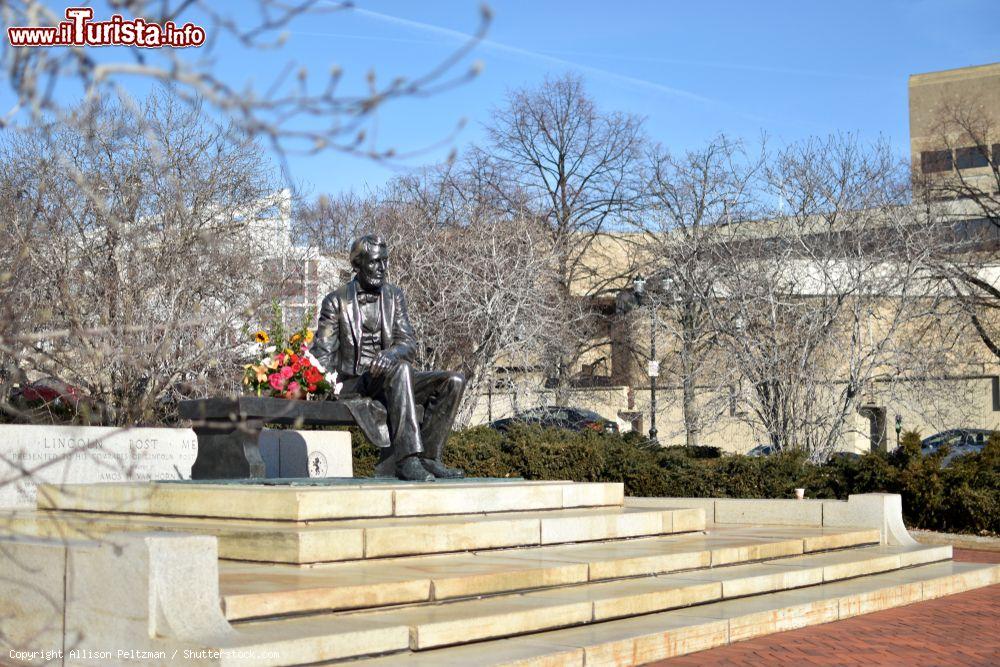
[346,425,1000,536]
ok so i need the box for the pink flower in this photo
[268,373,285,390]
[279,365,295,380]
[287,381,301,395]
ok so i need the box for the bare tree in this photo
[632,136,764,446]
[0,0,490,422]
[480,73,645,392]
[712,135,960,458]
[1,91,285,424]
[293,191,378,255]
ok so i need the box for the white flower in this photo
[260,357,272,368]
[325,371,343,396]
[264,345,277,354]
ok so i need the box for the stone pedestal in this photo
[179,397,364,479]
[258,430,353,478]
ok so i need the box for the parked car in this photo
[921,428,993,466]
[921,429,992,453]
[746,443,778,457]
[12,377,87,409]
[9,377,108,424]
[827,451,862,463]
[489,406,619,433]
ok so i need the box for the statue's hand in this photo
[369,350,399,379]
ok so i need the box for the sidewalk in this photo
[655,549,1000,666]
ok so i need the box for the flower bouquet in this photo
[243,319,342,400]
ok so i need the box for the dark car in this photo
[921,428,993,466]
[921,429,992,452]
[827,451,862,463]
[746,443,778,457]
[490,406,619,433]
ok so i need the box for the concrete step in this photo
[35,479,624,520]
[220,527,880,620]
[180,614,413,667]
[341,560,999,666]
[234,543,951,653]
[6,505,704,564]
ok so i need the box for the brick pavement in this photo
[656,549,1000,666]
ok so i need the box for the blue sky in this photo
[8,1,1000,198]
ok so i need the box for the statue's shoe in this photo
[397,455,435,481]
[420,458,465,479]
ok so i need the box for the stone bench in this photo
[178,396,392,479]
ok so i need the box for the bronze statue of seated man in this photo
[309,234,466,481]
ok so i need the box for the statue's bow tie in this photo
[357,292,379,305]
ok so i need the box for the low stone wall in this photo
[629,493,917,546]
[0,425,198,509]
[0,425,355,509]
[0,531,238,665]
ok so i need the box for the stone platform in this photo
[2,480,998,666]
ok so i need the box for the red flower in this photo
[307,384,317,393]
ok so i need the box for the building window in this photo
[955,145,990,170]
[920,149,952,173]
[992,376,1000,412]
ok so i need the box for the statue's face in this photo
[355,244,388,292]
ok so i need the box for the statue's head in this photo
[350,234,388,293]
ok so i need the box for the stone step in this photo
[220,527,880,621]
[338,559,999,666]
[234,543,950,653]
[35,479,624,520]
[6,505,703,564]
[182,614,414,666]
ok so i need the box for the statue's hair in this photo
[349,234,387,269]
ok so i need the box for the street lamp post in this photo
[647,295,659,442]
[895,414,902,450]
[631,275,658,442]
